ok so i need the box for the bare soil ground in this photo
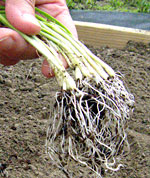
[0,41,150,178]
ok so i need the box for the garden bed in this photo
[0,40,150,177]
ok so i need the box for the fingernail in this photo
[23,14,41,28]
[0,36,14,49]
[0,36,9,42]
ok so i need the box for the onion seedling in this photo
[0,6,134,177]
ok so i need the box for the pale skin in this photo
[0,0,77,77]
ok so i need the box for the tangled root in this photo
[46,75,134,177]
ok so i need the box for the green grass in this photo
[66,0,150,13]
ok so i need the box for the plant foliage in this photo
[67,0,150,13]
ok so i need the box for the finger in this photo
[5,0,41,35]
[36,0,78,38]
[0,28,37,66]
[41,54,68,78]
[37,1,77,78]
[41,59,54,78]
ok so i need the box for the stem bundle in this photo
[0,6,134,177]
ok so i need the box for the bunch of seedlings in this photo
[0,6,134,178]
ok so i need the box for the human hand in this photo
[0,0,77,77]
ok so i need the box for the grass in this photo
[66,0,150,13]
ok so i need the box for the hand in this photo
[0,0,77,77]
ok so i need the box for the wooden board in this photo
[74,21,150,49]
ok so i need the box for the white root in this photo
[46,76,134,177]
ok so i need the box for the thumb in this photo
[5,0,41,35]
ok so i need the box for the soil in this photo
[0,41,150,178]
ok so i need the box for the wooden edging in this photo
[74,21,150,49]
